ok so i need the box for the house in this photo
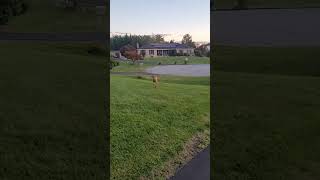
[55,0,105,11]
[137,43,194,57]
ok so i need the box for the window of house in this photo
[149,50,154,55]
[157,50,163,56]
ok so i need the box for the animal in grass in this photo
[151,75,160,88]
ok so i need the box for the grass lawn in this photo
[214,0,320,9]
[111,56,210,72]
[213,46,320,179]
[111,75,210,179]
[0,42,107,179]
[4,0,106,32]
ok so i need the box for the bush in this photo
[0,7,10,25]
[0,0,28,25]
[110,60,119,69]
[233,0,248,9]
[87,45,106,55]
[56,0,78,10]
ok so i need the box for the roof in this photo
[138,43,192,49]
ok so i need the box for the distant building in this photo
[137,43,194,57]
[55,0,105,11]
[77,0,105,9]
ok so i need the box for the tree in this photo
[153,34,165,43]
[169,40,175,43]
[110,34,159,51]
[124,51,142,64]
[119,44,136,56]
[181,34,196,48]
[194,44,210,57]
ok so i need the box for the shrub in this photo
[233,0,248,9]
[0,7,10,25]
[87,45,106,55]
[110,59,119,69]
[56,0,78,10]
[206,51,210,57]
[0,0,28,25]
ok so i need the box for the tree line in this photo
[110,34,196,51]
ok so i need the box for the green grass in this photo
[213,46,320,76]
[5,0,106,32]
[0,42,107,179]
[111,56,210,72]
[214,0,320,9]
[213,46,320,179]
[111,75,210,179]
[111,56,210,178]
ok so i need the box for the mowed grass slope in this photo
[213,46,320,179]
[214,46,320,77]
[6,0,106,32]
[111,75,210,179]
[0,42,107,179]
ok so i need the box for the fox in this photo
[151,75,160,88]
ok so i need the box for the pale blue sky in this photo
[110,0,210,42]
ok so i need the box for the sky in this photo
[110,0,210,42]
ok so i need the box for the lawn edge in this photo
[140,128,210,179]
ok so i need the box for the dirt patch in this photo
[140,129,210,180]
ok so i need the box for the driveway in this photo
[170,146,210,180]
[212,8,320,46]
[146,64,210,77]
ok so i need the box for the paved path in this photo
[0,32,106,42]
[212,8,320,46]
[170,146,210,180]
[146,64,210,77]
